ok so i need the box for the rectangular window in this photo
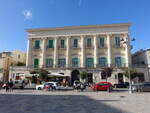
[46,59,53,67]
[48,40,54,48]
[72,57,79,67]
[73,39,78,48]
[60,40,65,48]
[34,58,39,68]
[34,40,40,49]
[99,38,104,47]
[87,38,92,47]
[115,57,123,67]
[115,37,120,47]
[99,57,107,67]
[86,57,94,67]
[58,58,66,67]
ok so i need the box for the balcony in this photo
[113,44,124,49]
[58,46,66,50]
[132,64,148,68]
[85,64,94,68]
[71,46,81,50]
[96,64,108,68]
[98,45,107,49]
[85,46,94,49]
[46,45,54,50]
[33,46,41,51]
[111,63,127,68]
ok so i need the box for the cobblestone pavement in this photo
[0,89,149,113]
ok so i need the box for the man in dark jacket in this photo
[9,80,14,92]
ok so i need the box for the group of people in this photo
[73,81,86,92]
[3,80,14,92]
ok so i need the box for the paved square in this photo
[0,89,149,113]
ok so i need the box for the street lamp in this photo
[121,36,135,94]
[128,63,132,94]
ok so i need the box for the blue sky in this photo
[0,0,150,53]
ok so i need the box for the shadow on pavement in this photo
[0,94,127,113]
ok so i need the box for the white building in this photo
[10,23,132,84]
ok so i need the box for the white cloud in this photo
[78,0,82,7]
[22,10,32,20]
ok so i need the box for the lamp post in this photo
[128,63,133,94]
[121,35,135,94]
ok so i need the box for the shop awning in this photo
[48,73,69,77]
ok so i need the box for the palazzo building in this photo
[24,23,131,84]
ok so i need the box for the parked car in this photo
[83,82,91,87]
[73,80,81,89]
[13,80,26,89]
[113,82,129,88]
[132,82,150,92]
[2,80,25,89]
[44,82,58,91]
[91,81,113,92]
[36,82,58,90]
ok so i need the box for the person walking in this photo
[9,80,14,92]
[80,83,85,92]
[5,81,9,92]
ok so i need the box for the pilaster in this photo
[81,35,85,67]
[107,34,112,67]
[94,35,98,67]
[54,37,58,68]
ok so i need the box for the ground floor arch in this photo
[71,70,80,85]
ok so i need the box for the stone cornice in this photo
[26,23,131,32]
[28,32,129,39]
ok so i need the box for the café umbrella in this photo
[48,73,69,77]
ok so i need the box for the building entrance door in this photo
[71,70,80,85]
[118,73,124,83]
[87,73,93,83]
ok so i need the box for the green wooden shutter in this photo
[98,57,100,66]
[72,57,74,67]
[87,38,91,47]
[105,57,107,66]
[115,37,117,46]
[100,38,104,47]
[51,59,53,67]
[115,37,120,47]
[114,57,117,66]
[46,59,49,67]
[48,40,53,48]
[118,37,120,46]
[92,57,94,67]
[76,39,78,47]
[61,40,65,48]
[102,38,104,47]
[86,57,88,67]
[34,58,39,68]
[78,57,80,67]
[74,39,78,47]
[64,58,66,67]
[121,57,124,67]
[35,40,40,48]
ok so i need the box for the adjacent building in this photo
[0,50,26,81]
[132,49,150,82]
[11,50,26,66]
[24,23,131,84]
[0,52,12,81]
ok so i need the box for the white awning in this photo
[48,73,69,77]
